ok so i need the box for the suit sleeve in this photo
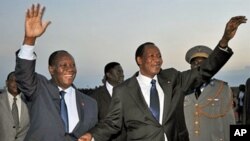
[15,50,38,98]
[89,86,123,141]
[180,46,233,93]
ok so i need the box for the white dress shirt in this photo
[105,81,113,97]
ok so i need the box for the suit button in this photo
[13,126,16,128]
[15,137,18,139]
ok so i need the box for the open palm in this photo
[25,4,50,38]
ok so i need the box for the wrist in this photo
[23,36,36,46]
[219,38,229,48]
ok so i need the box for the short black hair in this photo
[6,71,15,80]
[135,42,155,65]
[239,84,245,91]
[48,50,70,66]
[104,62,120,75]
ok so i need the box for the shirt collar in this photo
[137,71,158,86]
[58,86,73,94]
[106,81,113,96]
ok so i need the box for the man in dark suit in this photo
[91,62,124,121]
[15,4,98,141]
[79,16,247,141]
[0,71,30,141]
[90,62,125,141]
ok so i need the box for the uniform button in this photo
[194,130,199,134]
[15,137,18,139]
[13,126,16,128]
[195,121,199,124]
[195,104,198,106]
[195,112,198,115]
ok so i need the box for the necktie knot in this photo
[60,91,66,98]
[13,97,17,102]
[151,79,156,85]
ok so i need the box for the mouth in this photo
[64,74,75,79]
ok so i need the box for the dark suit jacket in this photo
[243,78,250,124]
[15,52,98,141]
[90,85,127,141]
[91,86,112,121]
[90,46,233,141]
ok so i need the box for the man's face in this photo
[137,45,163,78]
[6,74,20,96]
[107,65,124,86]
[49,52,77,89]
[190,57,206,69]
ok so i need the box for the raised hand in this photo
[220,16,247,47]
[23,4,51,45]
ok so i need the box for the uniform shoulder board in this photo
[212,78,228,85]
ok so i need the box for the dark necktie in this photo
[12,97,19,129]
[150,79,160,121]
[60,91,69,132]
[195,87,201,99]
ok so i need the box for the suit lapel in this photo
[48,80,68,130]
[72,89,84,132]
[157,75,173,124]
[127,75,158,122]
[1,92,14,121]
[102,86,112,104]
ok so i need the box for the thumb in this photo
[42,21,51,30]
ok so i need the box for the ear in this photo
[106,72,112,79]
[49,66,55,75]
[136,56,142,66]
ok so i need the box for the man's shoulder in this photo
[90,85,107,96]
[0,90,7,96]
[211,78,229,86]
[77,90,97,105]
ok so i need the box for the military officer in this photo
[184,45,236,141]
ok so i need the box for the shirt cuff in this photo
[218,46,229,52]
[18,44,36,60]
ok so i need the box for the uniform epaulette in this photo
[211,78,228,85]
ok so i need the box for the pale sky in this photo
[0,0,250,89]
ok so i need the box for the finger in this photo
[38,6,46,20]
[26,9,30,19]
[235,17,247,26]
[30,4,35,17]
[34,3,40,17]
